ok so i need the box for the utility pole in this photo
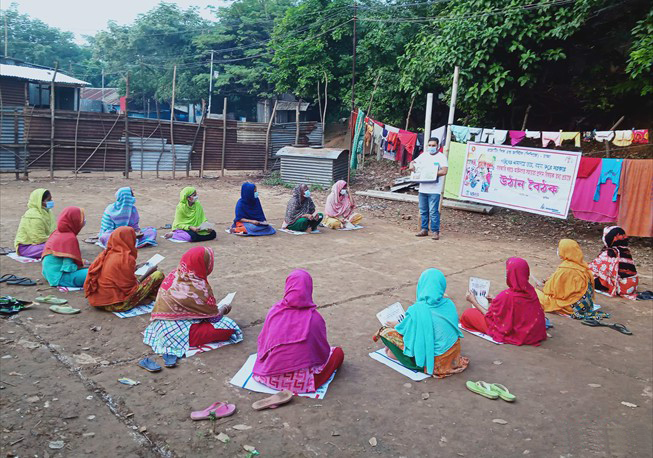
[171,65,177,179]
[348,0,357,183]
[438,65,460,212]
[207,50,214,116]
[124,72,130,179]
[4,12,8,57]
[101,67,105,109]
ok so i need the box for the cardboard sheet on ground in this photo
[368,348,431,381]
[458,324,504,344]
[6,252,41,263]
[230,353,336,399]
[113,302,154,318]
[337,224,364,231]
[167,238,189,243]
[279,228,320,235]
[57,286,83,292]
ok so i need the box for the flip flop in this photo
[162,354,178,368]
[7,277,36,286]
[190,402,236,421]
[465,381,499,400]
[0,274,19,283]
[138,357,162,372]
[582,319,632,335]
[49,305,80,314]
[0,247,14,255]
[609,323,632,335]
[35,295,68,305]
[636,291,653,301]
[252,390,294,411]
[489,383,516,402]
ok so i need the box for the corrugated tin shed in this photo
[276,146,348,187]
[80,88,120,104]
[0,63,89,86]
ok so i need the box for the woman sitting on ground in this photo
[98,187,157,248]
[374,268,469,378]
[589,226,639,300]
[143,247,242,361]
[461,257,547,346]
[84,226,164,312]
[14,188,56,259]
[536,239,610,320]
[282,184,323,232]
[253,269,344,393]
[164,187,217,242]
[230,182,276,236]
[42,206,89,288]
[323,180,363,229]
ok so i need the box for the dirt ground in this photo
[0,171,651,458]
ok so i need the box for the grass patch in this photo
[262,172,330,191]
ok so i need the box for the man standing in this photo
[409,137,448,240]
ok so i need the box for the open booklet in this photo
[135,254,165,281]
[198,221,215,232]
[377,302,406,326]
[469,277,491,310]
[409,163,439,183]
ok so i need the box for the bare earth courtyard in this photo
[0,173,651,457]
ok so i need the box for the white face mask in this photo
[427,146,438,155]
[190,196,198,204]
[556,248,559,257]
[340,189,347,196]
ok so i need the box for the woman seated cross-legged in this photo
[230,182,276,236]
[282,184,323,232]
[253,269,344,394]
[84,226,164,312]
[14,188,56,259]
[41,207,89,288]
[588,226,639,300]
[374,268,469,378]
[323,180,363,229]
[164,187,217,242]
[98,187,157,248]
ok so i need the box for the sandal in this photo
[0,247,13,256]
[49,305,80,314]
[489,383,516,402]
[0,274,19,283]
[162,354,178,368]
[138,358,162,372]
[6,277,36,286]
[636,291,653,301]
[190,402,236,420]
[0,296,33,315]
[252,390,294,411]
[582,319,632,335]
[35,295,68,305]
[465,381,499,400]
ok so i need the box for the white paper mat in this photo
[113,302,154,318]
[6,252,41,263]
[458,324,504,344]
[368,348,431,381]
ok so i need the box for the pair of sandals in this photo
[190,390,294,421]
[138,354,179,372]
[636,290,653,301]
[581,318,632,335]
[0,296,33,315]
[0,274,36,286]
[466,381,516,401]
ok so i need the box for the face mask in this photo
[189,195,198,203]
[304,190,311,198]
[427,146,438,155]
[45,201,54,209]
[254,191,259,199]
[340,189,347,196]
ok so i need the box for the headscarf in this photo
[253,269,330,377]
[540,239,593,312]
[84,226,138,307]
[42,206,85,267]
[599,226,637,278]
[14,188,56,249]
[172,187,207,230]
[395,269,463,375]
[485,258,547,346]
[284,184,315,225]
[151,246,219,320]
[234,182,266,224]
[99,187,137,235]
[325,180,355,219]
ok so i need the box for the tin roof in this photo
[80,87,120,104]
[0,63,89,86]
[276,145,347,160]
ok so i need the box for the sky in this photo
[8,0,229,44]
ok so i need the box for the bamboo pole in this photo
[438,66,460,212]
[366,71,381,116]
[49,62,58,180]
[155,99,164,178]
[73,107,81,177]
[74,113,121,173]
[170,65,177,179]
[295,103,300,145]
[405,94,415,131]
[200,124,207,178]
[187,99,205,177]
[322,72,328,145]
[22,106,34,178]
[264,99,278,173]
[124,72,130,178]
[520,104,531,131]
[13,109,19,180]
[221,97,227,176]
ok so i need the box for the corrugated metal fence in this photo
[0,107,323,175]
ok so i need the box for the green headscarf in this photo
[14,188,56,249]
[172,186,208,231]
[395,268,463,375]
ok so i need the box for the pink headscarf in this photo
[485,257,547,346]
[325,180,355,219]
[253,269,331,376]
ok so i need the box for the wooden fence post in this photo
[49,62,58,180]
[264,100,278,173]
[221,97,227,177]
[124,72,130,178]
[170,65,177,179]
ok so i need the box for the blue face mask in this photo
[304,190,311,198]
[45,201,54,209]
[254,191,259,199]
[427,146,438,154]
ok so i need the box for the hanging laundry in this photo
[612,130,633,147]
[560,132,581,147]
[469,127,483,142]
[541,131,562,147]
[450,125,470,143]
[350,108,366,169]
[480,128,508,145]
[525,130,540,140]
[364,121,374,148]
[509,130,526,146]
[618,159,653,237]
[594,158,623,202]
[576,156,601,179]
[582,131,594,142]
[570,164,619,223]
[397,130,418,164]
[594,131,614,142]
[632,129,649,144]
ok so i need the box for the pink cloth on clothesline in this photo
[570,163,619,222]
[509,131,526,146]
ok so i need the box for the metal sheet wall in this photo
[0,107,27,172]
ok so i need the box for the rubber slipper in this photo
[35,295,68,305]
[465,381,499,400]
[609,323,632,335]
[636,291,653,301]
[0,247,14,255]
[7,277,36,286]
[49,305,80,314]
[489,383,516,402]
[162,354,178,368]
[190,402,236,420]
[252,390,294,411]
[0,274,19,283]
[581,318,602,327]
[138,357,162,372]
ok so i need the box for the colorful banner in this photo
[459,142,581,218]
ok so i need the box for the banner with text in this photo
[459,142,581,218]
